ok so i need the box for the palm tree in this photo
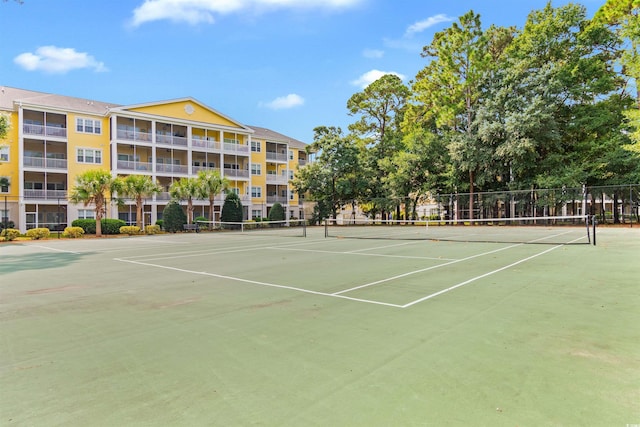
[69,169,121,237]
[119,175,162,229]
[196,169,229,227]
[169,177,200,224]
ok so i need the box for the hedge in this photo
[71,219,126,235]
[26,228,50,240]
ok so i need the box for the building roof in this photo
[248,125,307,149]
[0,86,118,116]
[1,85,307,147]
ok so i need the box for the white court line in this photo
[332,243,521,295]
[401,234,588,308]
[113,257,403,308]
[27,245,81,254]
[271,246,458,261]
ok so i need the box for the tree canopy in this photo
[295,1,640,221]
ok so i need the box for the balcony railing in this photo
[298,159,307,166]
[266,152,288,162]
[156,164,188,174]
[156,192,171,201]
[192,166,220,174]
[23,156,68,170]
[267,196,289,204]
[224,143,250,154]
[223,168,250,179]
[192,138,221,151]
[117,129,152,142]
[157,134,188,147]
[266,174,288,184]
[24,189,67,200]
[23,123,68,138]
[117,160,153,171]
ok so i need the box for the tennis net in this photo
[324,215,595,245]
[196,219,307,237]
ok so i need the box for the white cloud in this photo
[404,14,453,37]
[262,93,305,110]
[362,49,384,59]
[131,0,362,27]
[14,46,107,74]
[351,70,405,89]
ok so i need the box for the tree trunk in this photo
[136,196,143,229]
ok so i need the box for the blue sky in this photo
[0,0,601,143]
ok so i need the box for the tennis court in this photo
[1,224,639,426]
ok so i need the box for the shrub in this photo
[155,219,164,230]
[145,225,161,235]
[194,216,207,224]
[221,192,243,228]
[163,200,187,233]
[120,225,141,235]
[1,228,20,241]
[268,203,285,222]
[62,226,85,238]
[71,219,125,235]
[102,219,126,235]
[26,228,50,240]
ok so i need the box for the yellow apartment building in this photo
[0,86,309,232]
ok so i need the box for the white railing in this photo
[23,124,67,138]
[224,143,250,154]
[23,156,68,169]
[156,164,188,174]
[24,190,67,200]
[117,160,153,171]
[117,129,152,142]
[192,138,221,151]
[266,175,288,184]
[157,134,188,147]
[266,152,288,162]
[267,196,289,204]
[223,168,250,179]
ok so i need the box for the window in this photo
[288,150,294,160]
[0,177,8,193]
[251,209,262,219]
[76,118,102,134]
[77,148,102,164]
[251,141,261,152]
[289,170,294,180]
[251,164,261,175]
[0,147,8,162]
[78,209,95,219]
[251,186,262,198]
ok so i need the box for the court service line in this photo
[346,240,422,253]
[271,246,458,261]
[332,243,523,295]
[113,257,403,308]
[402,245,562,308]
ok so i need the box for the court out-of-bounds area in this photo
[1,225,639,426]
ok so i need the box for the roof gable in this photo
[111,98,251,131]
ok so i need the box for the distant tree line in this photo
[293,0,640,221]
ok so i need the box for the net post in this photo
[324,219,328,238]
[592,215,597,246]
[302,219,306,238]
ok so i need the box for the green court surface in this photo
[1,226,639,426]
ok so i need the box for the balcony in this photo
[223,168,250,179]
[192,166,219,174]
[266,174,288,184]
[156,164,188,174]
[224,143,250,154]
[157,134,187,147]
[267,196,289,204]
[23,124,67,138]
[24,189,67,200]
[23,156,68,170]
[117,129,152,142]
[266,152,288,162]
[192,138,221,151]
[298,159,307,166]
[117,160,153,172]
